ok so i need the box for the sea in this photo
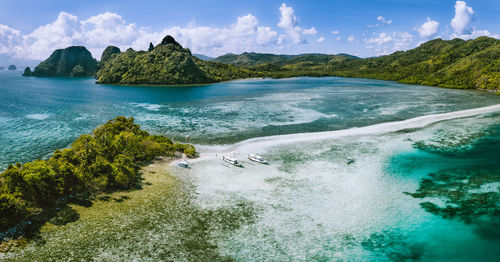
[1,69,499,261]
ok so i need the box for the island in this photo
[27,35,499,91]
[7,65,16,70]
[96,35,252,85]
[0,116,196,239]
[28,46,98,77]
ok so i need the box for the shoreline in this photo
[187,104,500,163]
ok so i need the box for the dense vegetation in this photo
[0,116,196,233]
[96,35,254,85]
[215,37,500,90]
[100,46,121,63]
[27,46,98,77]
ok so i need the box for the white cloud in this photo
[317,37,325,42]
[0,24,21,55]
[451,1,473,35]
[377,16,392,26]
[278,3,298,29]
[303,27,317,35]
[347,35,356,42]
[331,30,340,35]
[3,11,284,59]
[417,17,439,38]
[365,33,392,45]
[335,36,342,41]
[368,16,392,28]
[392,32,413,50]
[448,1,499,40]
[277,3,317,44]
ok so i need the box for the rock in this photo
[32,46,98,77]
[160,35,181,46]
[148,42,154,52]
[101,46,121,63]
[23,67,32,76]
[8,65,16,70]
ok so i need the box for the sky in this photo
[0,0,499,62]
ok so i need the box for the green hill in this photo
[28,46,98,77]
[96,36,253,85]
[94,35,498,90]
[214,37,499,90]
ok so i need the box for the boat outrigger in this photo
[223,156,243,167]
[248,153,268,164]
[176,160,190,168]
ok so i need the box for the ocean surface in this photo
[1,69,500,260]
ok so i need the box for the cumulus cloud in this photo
[448,1,499,40]
[347,35,356,43]
[392,32,413,50]
[317,37,325,42]
[331,30,340,35]
[1,10,284,59]
[277,3,316,44]
[0,24,21,55]
[451,1,473,35]
[417,17,439,38]
[365,33,392,45]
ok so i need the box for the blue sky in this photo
[0,0,499,61]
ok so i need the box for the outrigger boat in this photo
[223,156,243,167]
[248,153,268,164]
[176,160,190,168]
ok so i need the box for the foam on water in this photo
[25,113,51,120]
[180,106,500,261]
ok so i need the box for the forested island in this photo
[25,35,500,90]
[0,117,196,241]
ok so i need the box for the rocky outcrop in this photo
[101,46,121,63]
[23,67,32,76]
[31,46,98,77]
[7,65,16,70]
[96,35,253,85]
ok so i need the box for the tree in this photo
[148,42,154,52]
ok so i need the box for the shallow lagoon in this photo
[1,70,500,260]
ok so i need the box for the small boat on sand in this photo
[177,160,190,168]
[223,156,243,167]
[248,153,268,164]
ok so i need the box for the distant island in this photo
[0,66,4,70]
[26,35,500,91]
[24,46,98,77]
[7,65,16,70]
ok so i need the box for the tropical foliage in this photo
[215,36,500,90]
[96,35,254,85]
[0,116,196,232]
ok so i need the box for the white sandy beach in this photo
[179,103,500,165]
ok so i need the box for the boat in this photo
[223,156,243,167]
[177,160,190,168]
[248,153,268,164]
[347,157,354,165]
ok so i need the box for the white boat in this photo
[177,160,190,168]
[248,153,268,164]
[223,156,243,167]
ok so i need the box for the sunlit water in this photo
[1,69,500,260]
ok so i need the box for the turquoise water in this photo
[1,70,500,260]
[1,70,500,170]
